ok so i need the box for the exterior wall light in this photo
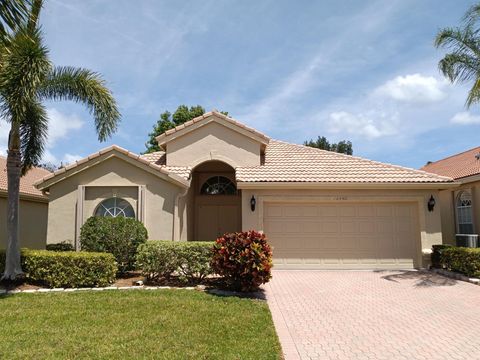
[427,195,435,212]
[250,195,256,212]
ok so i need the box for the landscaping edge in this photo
[431,268,480,286]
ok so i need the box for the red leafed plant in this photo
[211,230,273,292]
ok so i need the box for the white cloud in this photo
[63,153,83,164]
[450,111,480,125]
[375,74,447,104]
[328,111,398,139]
[0,120,8,156]
[46,108,84,147]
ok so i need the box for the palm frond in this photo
[466,77,480,107]
[438,53,480,83]
[434,27,480,57]
[39,66,120,141]
[463,3,480,28]
[27,0,42,33]
[19,98,47,172]
[0,0,30,38]
[0,26,51,120]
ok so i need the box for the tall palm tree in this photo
[1,0,120,280]
[435,3,480,107]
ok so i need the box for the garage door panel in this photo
[264,202,419,270]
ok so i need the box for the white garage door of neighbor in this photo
[264,202,419,269]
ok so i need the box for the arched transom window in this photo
[95,197,135,218]
[456,191,474,234]
[200,176,237,195]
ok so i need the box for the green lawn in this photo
[0,290,281,359]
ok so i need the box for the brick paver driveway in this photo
[264,270,480,360]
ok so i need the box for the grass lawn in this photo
[0,290,281,359]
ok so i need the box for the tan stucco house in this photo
[1,156,50,250]
[35,111,456,269]
[421,147,480,245]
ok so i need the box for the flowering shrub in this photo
[211,231,273,292]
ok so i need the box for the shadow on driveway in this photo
[376,270,457,287]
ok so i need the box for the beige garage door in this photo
[264,202,419,269]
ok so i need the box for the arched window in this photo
[94,197,135,218]
[200,176,237,195]
[456,191,474,234]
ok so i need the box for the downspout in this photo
[173,186,189,242]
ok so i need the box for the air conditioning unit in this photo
[455,234,479,248]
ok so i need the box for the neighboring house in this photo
[421,147,480,245]
[0,156,50,249]
[35,111,455,269]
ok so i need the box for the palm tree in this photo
[0,0,30,38]
[1,0,120,280]
[435,3,480,107]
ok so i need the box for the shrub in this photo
[441,246,480,278]
[431,244,453,269]
[0,249,116,288]
[211,231,273,292]
[80,216,148,273]
[136,241,214,284]
[46,242,74,252]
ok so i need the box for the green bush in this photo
[211,231,273,292]
[80,216,148,273]
[46,242,74,252]
[0,249,116,288]
[441,246,480,278]
[431,244,453,269]
[136,241,214,284]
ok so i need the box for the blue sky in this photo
[1,0,479,169]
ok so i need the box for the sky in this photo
[1,0,479,169]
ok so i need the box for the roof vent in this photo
[476,152,480,160]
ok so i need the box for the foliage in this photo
[435,3,480,107]
[211,231,273,292]
[440,246,480,278]
[144,105,228,153]
[0,291,281,359]
[304,136,353,155]
[136,241,214,284]
[0,0,30,39]
[430,244,453,269]
[46,242,74,252]
[80,217,148,273]
[1,0,120,280]
[0,249,116,288]
[37,161,61,172]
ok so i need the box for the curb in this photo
[0,285,201,295]
[431,268,480,286]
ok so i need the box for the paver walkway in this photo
[264,270,480,360]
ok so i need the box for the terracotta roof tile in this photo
[140,151,191,179]
[420,146,480,180]
[0,156,50,198]
[235,140,453,183]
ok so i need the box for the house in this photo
[0,156,50,249]
[421,147,480,245]
[35,111,456,269]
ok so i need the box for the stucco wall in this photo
[165,122,262,168]
[241,187,443,267]
[0,196,48,249]
[46,156,182,245]
[438,180,480,245]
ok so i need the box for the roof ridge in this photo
[269,139,453,181]
[422,145,480,167]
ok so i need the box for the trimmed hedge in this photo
[431,244,453,269]
[440,246,480,278]
[46,242,74,252]
[80,216,148,273]
[136,241,214,284]
[0,249,116,288]
[211,231,273,292]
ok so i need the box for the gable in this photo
[164,118,265,168]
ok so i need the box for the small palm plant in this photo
[1,0,120,280]
[435,3,480,107]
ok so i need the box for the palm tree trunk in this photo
[2,134,23,280]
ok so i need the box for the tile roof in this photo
[235,140,453,183]
[35,145,190,189]
[155,110,270,146]
[420,146,480,180]
[140,151,191,179]
[0,156,50,199]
